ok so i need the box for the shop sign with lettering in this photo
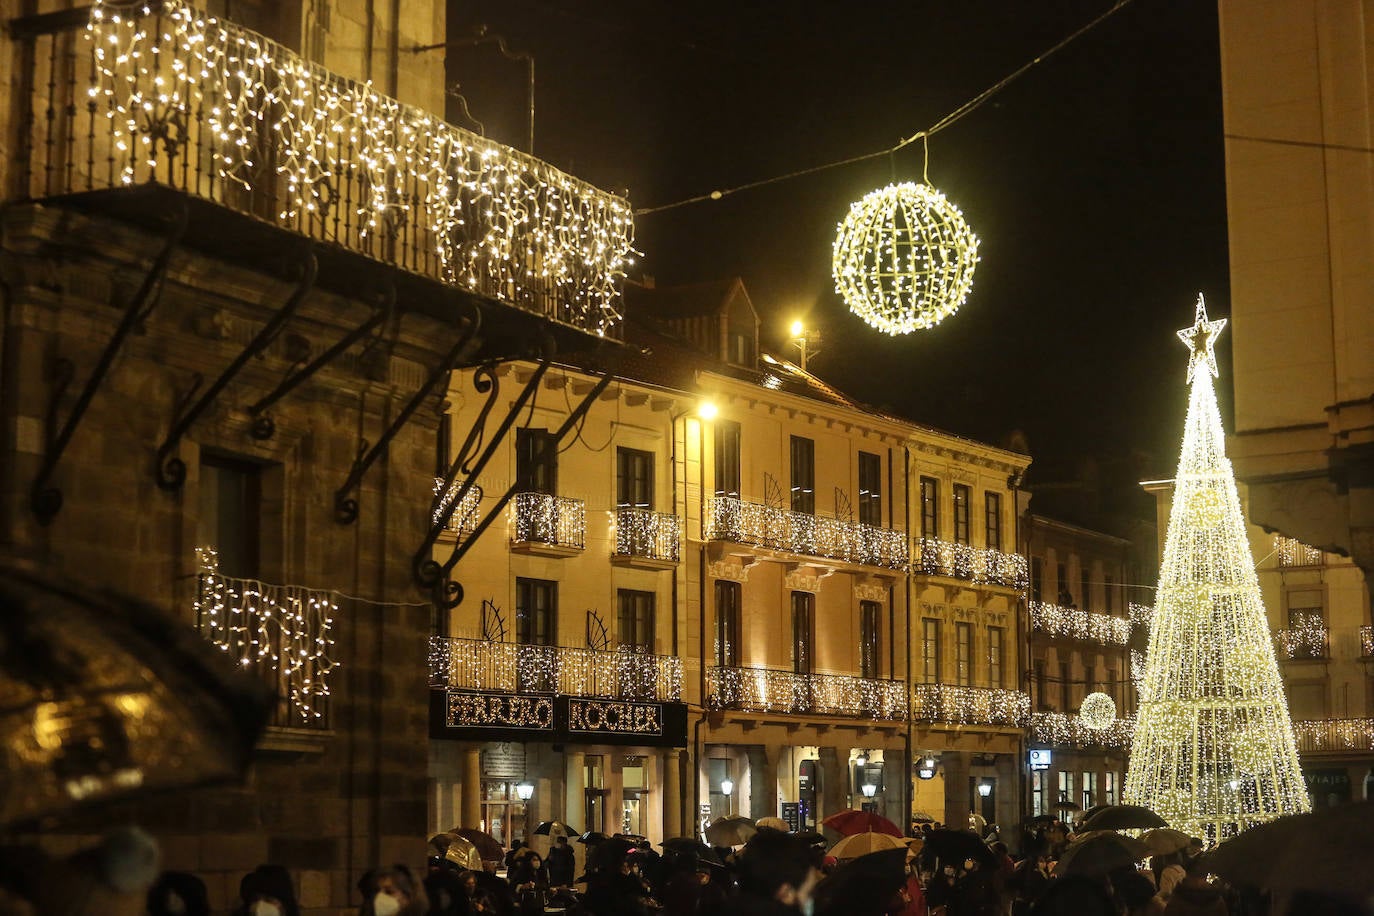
[446,692,554,731]
[565,698,664,736]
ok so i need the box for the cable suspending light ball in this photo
[832,182,980,335]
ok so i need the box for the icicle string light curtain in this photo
[82,2,634,336]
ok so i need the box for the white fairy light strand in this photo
[1123,296,1309,845]
[513,492,586,548]
[708,495,909,570]
[430,636,682,702]
[193,546,337,724]
[434,476,483,537]
[1029,601,1130,645]
[86,1,634,336]
[1031,712,1135,750]
[612,507,682,562]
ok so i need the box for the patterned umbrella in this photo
[829,831,908,859]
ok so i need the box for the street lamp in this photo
[861,783,877,798]
[978,779,993,798]
[789,320,821,371]
[516,781,535,846]
[720,777,734,816]
[698,400,718,421]
[516,781,535,801]
[855,751,867,768]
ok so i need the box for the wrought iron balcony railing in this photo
[706,665,907,720]
[1030,712,1135,750]
[1029,602,1131,646]
[1275,536,1324,568]
[192,547,336,728]
[15,1,634,337]
[1361,625,1374,658]
[433,477,481,538]
[916,538,1027,589]
[614,507,681,563]
[429,636,681,702]
[910,684,1030,728]
[513,492,585,550]
[1274,625,1330,660]
[706,496,909,570]
[1292,718,1374,754]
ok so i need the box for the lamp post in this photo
[720,778,734,816]
[516,781,534,846]
[789,320,821,371]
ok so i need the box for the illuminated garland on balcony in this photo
[1129,602,1155,632]
[916,538,1027,589]
[1275,536,1323,568]
[1031,712,1135,750]
[429,636,681,702]
[707,496,908,569]
[86,1,634,335]
[1273,613,1328,660]
[1029,601,1130,645]
[433,477,482,537]
[1291,717,1374,752]
[910,684,1030,727]
[1123,297,1309,844]
[512,492,585,548]
[193,546,337,724]
[706,666,907,719]
[612,507,682,562]
[1362,626,1374,658]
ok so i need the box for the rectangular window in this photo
[1032,771,1045,817]
[858,452,883,527]
[714,580,742,668]
[988,627,1005,689]
[1086,664,1097,694]
[1107,667,1117,705]
[790,436,815,514]
[1059,661,1071,711]
[436,413,452,477]
[714,420,741,498]
[955,622,972,686]
[920,477,939,539]
[516,578,557,646]
[1104,574,1115,613]
[617,589,655,653]
[1031,557,1043,603]
[953,484,971,545]
[516,428,558,494]
[1034,659,1048,710]
[616,447,654,509]
[198,454,262,579]
[860,601,882,680]
[1057,562,1070,605]
[1082,771,1097,810]
[1058,771,1073,807]
[1081,568,1092,611]
[985,492,1002,552]
[922,619,941,684]
[791,592,816,674]
[1105,771,1118,806]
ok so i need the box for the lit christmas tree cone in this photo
[1122,295,1310,845]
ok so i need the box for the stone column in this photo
[818,746,846,826]
[942,751,970,830]
[747,746,779,820]
[882,747,907,832]
[996,753,1020,843]
[565,750,586,832]
[460,746,482,830]
[662,749,683,839]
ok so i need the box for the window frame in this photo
[921,618,941,684]
[790,591,816,674]
[515,577,558,647]
[714,421,742,498]
[988,626,1005,689]
[616,447,655,510]
[616,589,655,653]
[952,484,971,546]
[714,580,742,668]
[955,621,973,686]
[860,600,882,680]
[984,492,1002,552]
[858,451,883,527]
[920,477,939,540]
[790,435,815,515]
[516,428,558,495]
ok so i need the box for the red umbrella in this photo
[822,809,902,837]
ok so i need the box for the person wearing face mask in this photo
[359,864,429,916]
[232,864,300,916]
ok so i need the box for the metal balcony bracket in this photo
[154,249,317,490]
[29,204,188,523]
[247,284,395,440]
[428,358,619,610]
[412,351,553,591]
[334,303,481,525]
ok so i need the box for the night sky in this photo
[445,0,1230,525]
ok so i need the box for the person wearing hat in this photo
[147,871,210,916]
[232,864,299,916]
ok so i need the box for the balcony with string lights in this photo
[1273,615,1331,662]
[1029,712,1134,750]
[10,1,635,347]
[612,507,681,569]
[915,538,1027,590]
[511,492,585,556]
[910,684,1030,729]
[1291,718,1374,757]
[1029,601,1131,646]
[705,496,909,571]
[705,665,908,721]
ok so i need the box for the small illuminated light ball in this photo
[1080,692,1118,730]
[832,182,980,335]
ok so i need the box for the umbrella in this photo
[756,816,790,832]
[921,829,998,869]
[1140,828,1192,857]
[823,808,902,837]
[830,830,909,859]
[1200,801,1374,900]
[0,560,272,827]
[911,811,937,824]
[1054,800,1083,812]
[796,831,827,849]
[705,815,757,847]
[660,838,721,865]
[447,827,504,862]
[534,820,578,838]
[1022,814,1059,827]
[1053,831,1149,877]
[584,837,635,877]
[1080,803,1112,824]
[815,847,909,916]
[577,831,609,845]
[1080,804,1168,831]
[428,832,481,870]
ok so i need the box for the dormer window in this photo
[728,329,754,366]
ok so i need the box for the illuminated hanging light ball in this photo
[1079,692,1118,730]
[832,182,980,335]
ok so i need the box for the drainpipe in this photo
[904,445,914,832]
[1012,469,1028,844]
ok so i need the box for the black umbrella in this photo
[0,561,271,826]
[1079,804,1168,831]
[1054,800,1083,812]
[815,847,909,916]
[660,838,721,864]
[1022,814,1059,827]
[921,829,996,869]
[578,831,609,845]
[534,820,578,837]
[1201,801,1374,900]
[1053,832,1149,877]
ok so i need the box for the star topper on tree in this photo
[1177,293,1228,383]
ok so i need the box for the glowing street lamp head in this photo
[790,320,805,338]
[698,401,718,421]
